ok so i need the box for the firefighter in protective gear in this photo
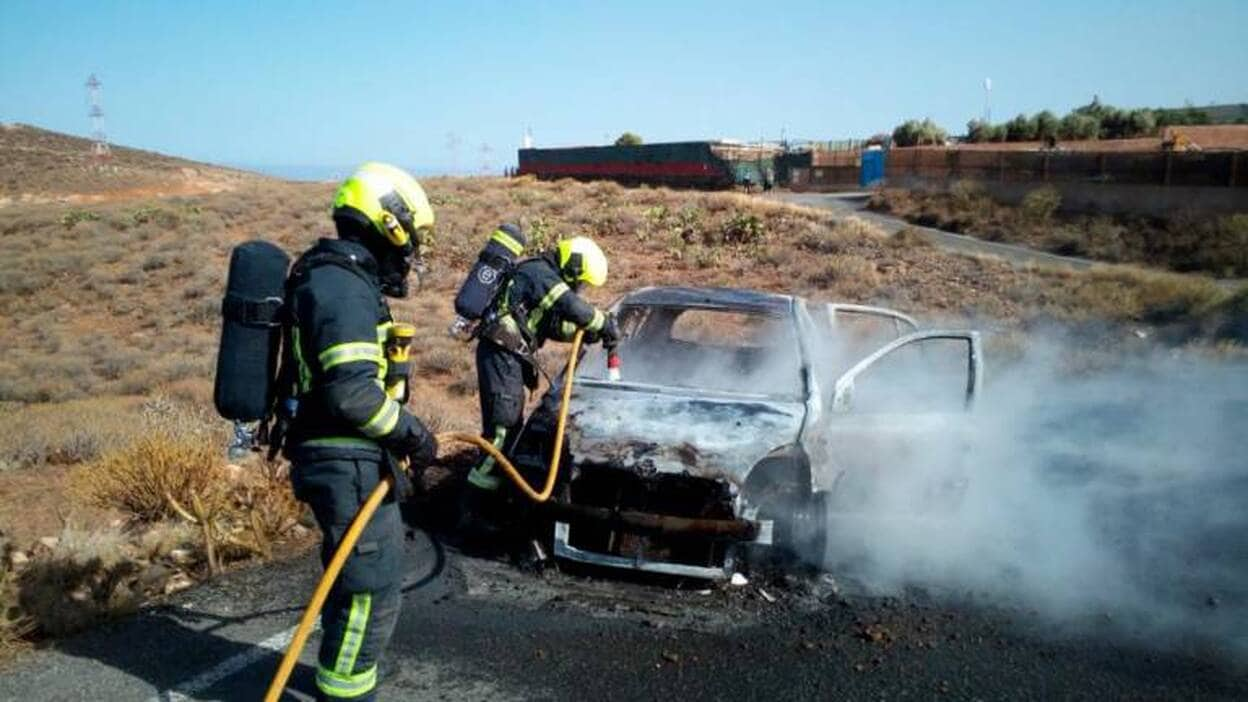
[283,162,438,702]
[462,236,620,518]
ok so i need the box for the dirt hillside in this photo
[0,123,264,206]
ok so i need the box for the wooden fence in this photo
[884,147,1245,188]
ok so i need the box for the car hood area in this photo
[565,380,806,486]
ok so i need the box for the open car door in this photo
[807,329,983,511]
[831,330,982,413]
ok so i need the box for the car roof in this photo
[619,286,795,315]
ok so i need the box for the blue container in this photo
[860,149,886,187]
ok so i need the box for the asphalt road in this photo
[2,528,1244,702]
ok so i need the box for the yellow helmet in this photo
[332,162,434,249]
[557,236,608,287]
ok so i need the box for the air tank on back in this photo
[449,223,526,340]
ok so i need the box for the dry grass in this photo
[805,254,881,298]
[869,185,1248,277]
[3,174,1241,405]
[1013,264,1230,324]
[0,397,146,470]
[418,347,470,376]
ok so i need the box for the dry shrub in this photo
[75,434,222,523]
[71,396,300,573]
[0,354,83,403]
[10,520,200,641]
[949,179,985,208]
[1125,272,1227,323]
[188,461,303,569]
[137,394,224,441]
[835,216,888,242]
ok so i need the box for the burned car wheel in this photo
[741,459,827,571]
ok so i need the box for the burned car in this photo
[517,286,982,579]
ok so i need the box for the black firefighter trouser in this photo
[291,456,402,701]
[465,340,532,492]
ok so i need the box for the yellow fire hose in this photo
[263,331,584,702]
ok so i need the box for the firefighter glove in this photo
[601,314,622,350]
[393,415,438,470]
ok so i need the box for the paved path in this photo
[2,529,1244,701]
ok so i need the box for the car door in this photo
[811,304,920,380]
[821,304,919,336]
[806,330,983,511]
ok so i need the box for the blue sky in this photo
[2,0,1245,176]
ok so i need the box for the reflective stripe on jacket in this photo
[488,253,606,351]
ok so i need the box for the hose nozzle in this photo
[606,349,621,382]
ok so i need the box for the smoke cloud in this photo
[817,329,1247,661]
[574,303,1245,660]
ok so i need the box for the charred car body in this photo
[515,286,983,579]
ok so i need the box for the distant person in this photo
[460,236,619,538]
[283,162,439,702]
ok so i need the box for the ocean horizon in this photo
[235,164,506,181]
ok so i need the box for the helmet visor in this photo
[378,191,420,245]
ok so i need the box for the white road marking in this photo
[146,622,319,702]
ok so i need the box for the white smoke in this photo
[817,329,1248,661]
